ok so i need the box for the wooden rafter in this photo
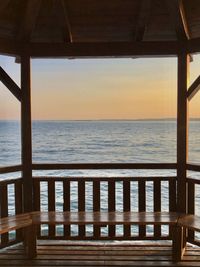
[0,0,9,12]
[59,0,73,43]
[166,0,190,41]
[187,75,200,101]
[17,0,41,42]
[134,0,151,41]
[0,66,21,101]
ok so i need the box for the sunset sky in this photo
[0,54,200,120]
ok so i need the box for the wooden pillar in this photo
[21,55,33,212]
[177,53,189,213]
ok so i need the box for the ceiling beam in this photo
[134,0,152,41]
[17,0,41,42]
[59,0,73,43]
[0,66,21,101]
[26,41,181,57]
[165,0,190,41]
[0,40,184,58]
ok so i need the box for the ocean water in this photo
[0,120,200,236]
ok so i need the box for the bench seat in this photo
[0,211,188,261]
[31,211,180,226]
[178,214,200,232]
[0,213,32,234]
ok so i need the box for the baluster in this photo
[188,181,195,242]
[0,185,8,245]
[78,180,85,237]
[123,180,131,237]
[153,180,161,238]
[93,180,100,238]
[63,180,70,237]
[15,180,23,241]
[138,180,146,237]
[48,179,55,237]
[169,178,177,238]
[108,180,116,237]
[33,179,41,237]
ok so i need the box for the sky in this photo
[0,54,200,120]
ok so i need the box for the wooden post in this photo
[21,55,33,212]
[177,53,189,213]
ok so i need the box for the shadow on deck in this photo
[0,240,200,266]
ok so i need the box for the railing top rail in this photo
[32,163,177,170]
[0,177,22,186]
[33,176,177,182]
[187,164,200,172]
[0,165,22,174]
[187,177,200,185]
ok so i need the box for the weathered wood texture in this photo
[1,240,200,266]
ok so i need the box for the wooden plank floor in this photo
[0,240,200,266]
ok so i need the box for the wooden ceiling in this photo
[0,0,200,57]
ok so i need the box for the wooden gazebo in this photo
[1,0,200,266]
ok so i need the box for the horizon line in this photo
[1,117,200,122]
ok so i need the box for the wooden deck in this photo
[0,240,200,266]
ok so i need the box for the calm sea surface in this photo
[0,120,200,235]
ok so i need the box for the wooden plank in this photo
[78,180,85,237]
[0,165,22,174]
[25,41,181,58]
[177,53,189,213]
[166,0,190,41]
[178,215,200,232]
[31,211,179,225]
[33,176,176,182]
[187,164,200,172]
[58,0,73,42]
[134,0,151,41]
[21,55,33,213]
[17,0,41,42]
[169,179,177,212]
[187,182,195,241]
[33,179,41,237]
[123,181,131,237]
[63,180,70,237]
[0,185,8,245]
[169,179,177,238]
[138,180,146,237]
[15,181,23,241]
[93,181,101,238]
[0,66,21,101]
[108,181,116,237]
[187,75,200,101]
[153,180,161,238]
[32,163,177,170]
[48,180,55,237]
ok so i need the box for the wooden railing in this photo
[186,164,200,246]
[33,175,177,240]
[0,177,23,248]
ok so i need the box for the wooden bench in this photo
[176,214,200,261]
[0,213,36,258]
[1,211,190,261]
[30,211,180,261]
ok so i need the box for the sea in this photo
[0,120,200,237]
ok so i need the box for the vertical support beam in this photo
[21,55,33,212]
[177,53,189,213]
